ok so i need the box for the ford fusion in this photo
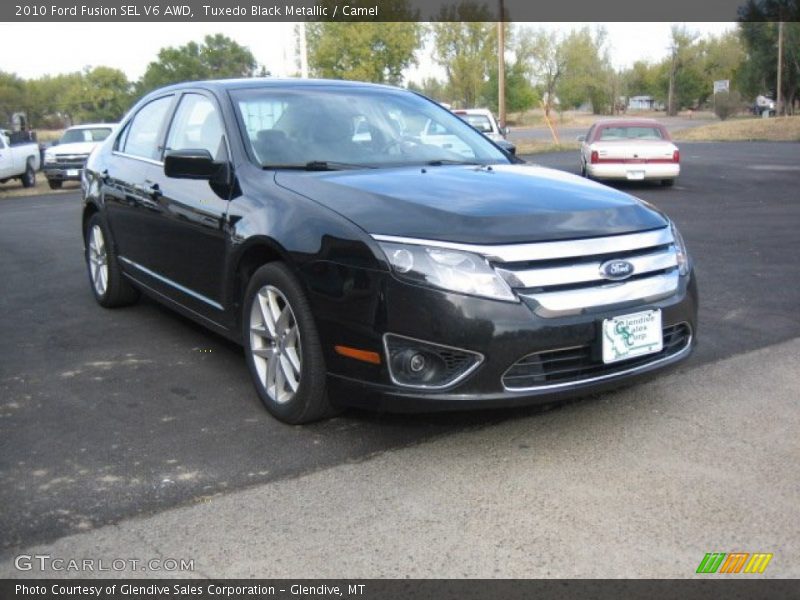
[81,79,698,424]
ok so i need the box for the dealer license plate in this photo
[67,169,79,177]
[626,170,645,180]
[602,309,663,364]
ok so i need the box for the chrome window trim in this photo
[372,227,673,263]
[118,257,223,310]
[502,326,693,392]
[382,333,484,391]
[519,271,679,318]
[111,151,164,167]
[496,248,678,289]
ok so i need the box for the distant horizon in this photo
[0,22,736,84]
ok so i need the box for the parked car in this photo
[753,95,776,117]
[82,79,697,424]
[453,108,516,155]
[0,130,40,188]
[578,118,680,186]
[43,123,116,189]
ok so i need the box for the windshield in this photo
[60,127,112,144]
[597,126,665,141]
[231,87,509,169]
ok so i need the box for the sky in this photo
[0,22,736,82]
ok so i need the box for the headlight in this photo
[378,241,517,302]
[44,153,56,163]
[670,221,690,276]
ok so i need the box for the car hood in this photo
[274,164,668,245]
[49,141,99,155]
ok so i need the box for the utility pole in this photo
[497,0,506,128]
[777,21,784,116]
[299,22,309,79]
[667,46,677,116]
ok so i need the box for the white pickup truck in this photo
[0,131,40,188]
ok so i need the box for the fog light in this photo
[409,353,426,372]
[383,333,483,389]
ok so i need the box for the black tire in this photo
[21,160,36,188]
[242,262,337,424]
[661,179,675,187]
[48,179,63,190]
[84,213,140,308]
[580,161,587,177]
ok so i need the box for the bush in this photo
[714,91,742,121]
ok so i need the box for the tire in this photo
[48,179,63,190]
[580,161,587,177]
[661,179,675,187]
[84,213,140,308]
[21,160,36,188]
[242,262,337,424]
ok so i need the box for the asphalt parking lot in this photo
[1,141,799,573]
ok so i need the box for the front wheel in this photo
[243,263,337,424]
[21,161,36,188]
[48,179,63,190]
[84,213,140,307]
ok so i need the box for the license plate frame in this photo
[67,169,79,177]
[602,309,663,364]
[626,170,645,180]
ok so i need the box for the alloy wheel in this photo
[88,224,108,297]
[249,285,302,404]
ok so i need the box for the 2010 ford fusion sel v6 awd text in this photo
[81,79,698,424]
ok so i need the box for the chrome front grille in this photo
[494,227,680,316]
[54,154,89,168]
[502,323,692,391]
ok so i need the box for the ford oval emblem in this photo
[600,259,635,281]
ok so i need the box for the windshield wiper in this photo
[426,159,483,166]
[262,161,374,171]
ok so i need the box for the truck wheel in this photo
[243,262,338,424]
[48,179,63,190]
[21,161,36,188]
[661,179,675,187]
[84,213,140,308]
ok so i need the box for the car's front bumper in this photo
[44,163,86,181]
[314,267,698,412]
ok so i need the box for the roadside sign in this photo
[713,80,730,94]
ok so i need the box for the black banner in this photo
[3,0,799,23]
[2,579,800,600]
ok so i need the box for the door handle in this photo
[145,181,162,199]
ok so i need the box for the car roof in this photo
[592,118,665,127]
[149,77,402,95]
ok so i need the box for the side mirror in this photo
[164,149,222,180]
[576,135,586,142]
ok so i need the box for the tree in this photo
[407,77,449,103]
[71,67,131,123]
[138,34,258,94]
[432,2,496,108]
[557,27,614,114]
[484,60,538,114]
[738,8,800,114]
[307,6,422,85]
[516,29,565,116]
[665,26,706,114]
[0,71,25,125]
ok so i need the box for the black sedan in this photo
[81,79,698,423]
